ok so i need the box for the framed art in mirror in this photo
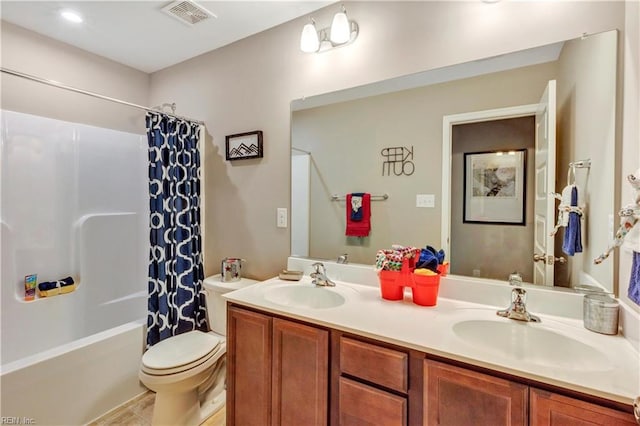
[225,130,263,161]
[463,149,526,225]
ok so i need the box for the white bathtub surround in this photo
[1,110,148,364]
[0,321,147,425]
[0,111,148,424]
[223,258,640,406]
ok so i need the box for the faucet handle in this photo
[311,262,325,274]
[508,272,523,286]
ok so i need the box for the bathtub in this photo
[0,320,147,425]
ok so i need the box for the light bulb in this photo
[300,22,320,53]
[330,11,350,44]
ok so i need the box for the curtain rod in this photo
[1,67,205,125]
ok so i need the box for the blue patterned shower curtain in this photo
[145,112,208,347]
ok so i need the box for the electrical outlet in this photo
[416,194,435,208]
[472,269,481,277]
[277,208,288,228]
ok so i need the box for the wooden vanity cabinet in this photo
[227,305,329,426]
[424,359,528,426]
[530,388,637,425]
[227,306,272,426]
[338,376,408,425]
[272,317,329,426]
[422,360,636,426]
[228,304,636,426]
[332,334,419,425]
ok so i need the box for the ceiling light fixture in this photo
[60,10,83,24]
[300,4,358,54]
[300,18,320,53]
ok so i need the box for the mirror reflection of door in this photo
[533,80,557,286]
[450,114,536,283]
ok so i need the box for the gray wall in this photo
[1,22,150,134]
[555,30,618,290]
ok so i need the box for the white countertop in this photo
[224,275,640,406]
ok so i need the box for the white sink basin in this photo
[452,320,611,372]
[263,284,346,309]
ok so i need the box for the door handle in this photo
[533,254,567,265]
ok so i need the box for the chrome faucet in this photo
[497,272,541,322]
[337,253,349,264]
[310,262,335,287]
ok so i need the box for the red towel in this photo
[345,193,371,237]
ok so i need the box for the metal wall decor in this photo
[381,145,414,176]
[225,130,263,161]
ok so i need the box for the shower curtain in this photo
[145,112,208,347]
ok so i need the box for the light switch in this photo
[277,208,288,228]
[416,194,435,208]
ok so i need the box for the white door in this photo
[533,80,557,286]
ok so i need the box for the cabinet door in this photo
[339,377,407,426]
[272,318,329,426]
[227,306,272,426]
[424,359,527,426]
[530,388,637,425]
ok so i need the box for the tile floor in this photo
[88,391,225,425]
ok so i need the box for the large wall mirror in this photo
[291,30,617,293]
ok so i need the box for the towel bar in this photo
[331,193,389,201]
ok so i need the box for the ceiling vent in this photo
[161,0,216,26]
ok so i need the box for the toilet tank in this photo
[203,274,258,335]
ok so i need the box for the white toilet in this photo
[139,275,257,426]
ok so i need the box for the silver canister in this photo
[583,294,619,335]
[221,258,245,282]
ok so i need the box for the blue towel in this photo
[58,276,74,287]
[426,245,446,265]
[38,281,57,291]
[350,193,364,221]
[417,249,439,272]
[562,186,583,256]
[629,252,640,306]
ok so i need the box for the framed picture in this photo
[463,149,526,225]
[225,130,263,161]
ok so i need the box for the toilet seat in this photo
[141,331,222,376]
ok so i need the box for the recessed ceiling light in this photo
[60,10,83,24]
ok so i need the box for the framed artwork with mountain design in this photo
[225,130,263,161]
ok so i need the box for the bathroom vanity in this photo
[225,272,639,425]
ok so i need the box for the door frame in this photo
[441,104,538,258]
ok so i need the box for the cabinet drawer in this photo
[339,377,407,426]
[340,336,408,393]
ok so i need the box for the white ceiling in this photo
[0,1,334,73]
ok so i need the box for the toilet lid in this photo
[142,331,221,371]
